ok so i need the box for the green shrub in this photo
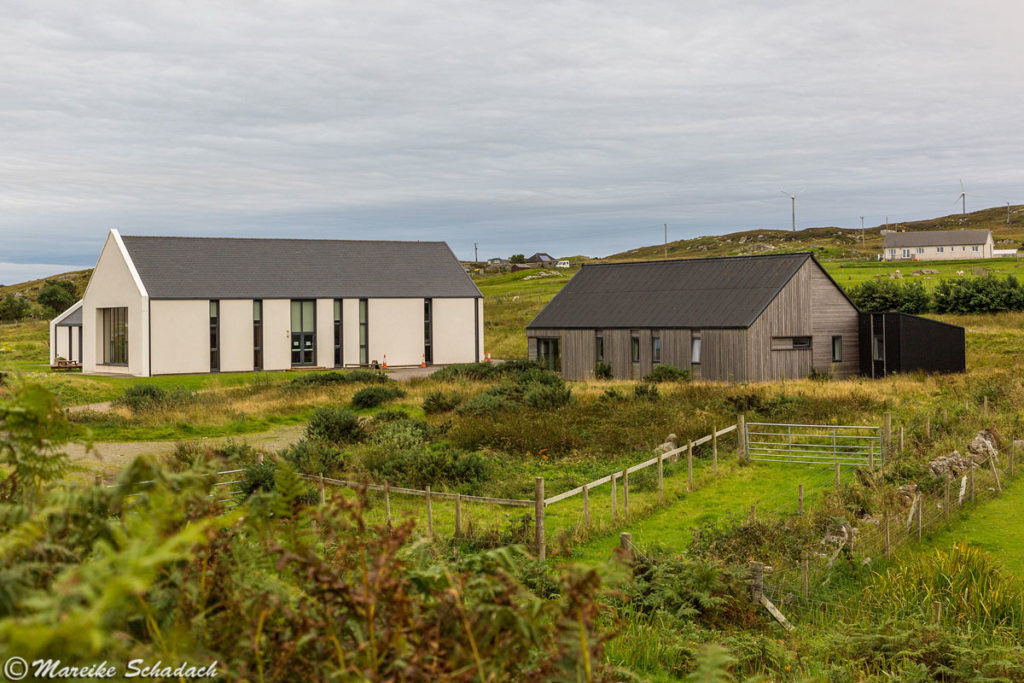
[305,406,363,444]
[600,387,625,402]
[114,384,196,412]
[374,408,410,422]
[594,362,612,379]
[524,382,572,410]
[285,370,386,390]
[933,274,1024,313]
[351,385,406,409]
[281,438,344,476]
[848,278,930,313]
[241,458,278,496]
[633,383,660,401]
[371,419,429,451]
[642,364,691,383]
[457,391,520,416]
[431,359,550,383]
[364,444,492,489]
[423,390,463,414]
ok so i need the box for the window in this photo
[772,336,812,350]
[652,335,662,363]
[333,300,342,367]
[359,299,368,365]
[101,307,128,365]
[902,249,910,258]
[972,245,979,252]
[209,300,220,371]
[253,300,263,370]
[917,248,924,254]
[537,338,561,372]
[873,335,884,361]
[595,335,604,363]
[630,336,640,363]
[792,336,811,349]
[691,337,702,364]
[424,298,433,364]
[937,247,944,253]
[889,249,896,256]
[291,299,316,366]
[832,336,842,363]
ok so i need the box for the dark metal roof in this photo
[120,236,482,299]
[55,306,82,326]
[527,252,813,329]
[526,252,555,262]
[882,230,990,248]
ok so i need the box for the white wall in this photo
[82,232,147,375]
[150,300,210,375]
[316,298,336,368]
[885,243,991,261]
[432,298,478,364]
[477,297,484,361]
[263,299,291,371]
[220,299,255,373]
[368,298,424,366]
[51,326,80,363]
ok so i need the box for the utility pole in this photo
[664,224,668,258]
[791,196,796,231]
[474,242,478,262]
[1008,203,1012,226]
[860,216,864,244]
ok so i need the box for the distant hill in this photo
[605,205,1024,262]
[0,269,92,302]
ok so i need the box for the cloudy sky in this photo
[1,1,1022,282]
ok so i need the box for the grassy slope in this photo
[0,268,92,299]
[928,478,1024,576]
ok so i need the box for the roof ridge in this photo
[584,252,812,268]
[121,235,446,245]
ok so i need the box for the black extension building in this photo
[859,312,966,378]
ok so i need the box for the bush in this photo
[933,274,1024,313]
[364,444,492,489]
[643,364,691,383]
[594,362,612,379]
[281,438,344,476]
[848,279,930,313]
[114,384,196,412]
[431,359,551,383]
[599,387,625,402]
[286,370,386,390]
[37,280,78,315]
[241,458,278,496]
[423,390,463,414]
[0,293,30,322]
[374,409,410,422]
[371,419,430,451]
[351,385,406,409]
[633,383,659,401]
[305,406,363,444]
[524,382,572,410]
[457,391,520,417]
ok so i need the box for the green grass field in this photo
[928,479,1024,577]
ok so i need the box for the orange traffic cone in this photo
[485,352,492,363]
[421,354,426,368]
[382,355,387,370]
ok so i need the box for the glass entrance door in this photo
[291,300,316,366]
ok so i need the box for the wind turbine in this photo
[780,189,802,231]
[954,180,973,216]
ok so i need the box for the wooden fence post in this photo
[969,466,975,503]
[738,414,747,461]
[944,477,950,522]
[454,493,463,537]
[984,395,989,414]
[798,484,804,515]
[657,452,664,503]
[619,532,633,561]
[925,416,931,439]
[535,477,546,562]
[750,504,756,524]
[801,552,809,598]
[687,441,694,492]
[916,498,922,542]
[426,485,434,537]
[932,601,943,624]
[884,511,891,561]
[713,427,719,477]
[883,412,892,459]
[899,426,904,455]
[611,474,618,522]
[583,484,590,528]
[384,482,392,527]
[748,562,764,602]
[869,442,874,472]
[318,474,326,506]
[623,468,630,518]
[835,460,841,490]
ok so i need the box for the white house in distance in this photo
[56,230,484,377]
[881,229,994,261]
[49,300,83,366]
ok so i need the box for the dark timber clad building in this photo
[526,253,861,382]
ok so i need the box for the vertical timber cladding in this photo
[746,263,811,381]
[808,261,860,377]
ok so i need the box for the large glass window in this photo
[101,307,128,365]
[537,338,561,372]
[359,299,368,365]
[253,300,263,370]
[832,336,842,363]
[334,300,342,367]
[209,301,220,371]
[291,300,316,366]
[595,335,604,363]
[652,335,662,364]
[630,336,640,363]
[691,337,702,365]
[424,298,433,364]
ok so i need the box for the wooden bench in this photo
[51,359,82,371]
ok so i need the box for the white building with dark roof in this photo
[881,229,993,261]
[58,230,483,376]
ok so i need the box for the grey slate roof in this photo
[527,252,813,329]
[882,230,990,249]
[55,305,82,326]
[119,236,482,299]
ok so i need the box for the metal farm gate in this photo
[745,422,883,467]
